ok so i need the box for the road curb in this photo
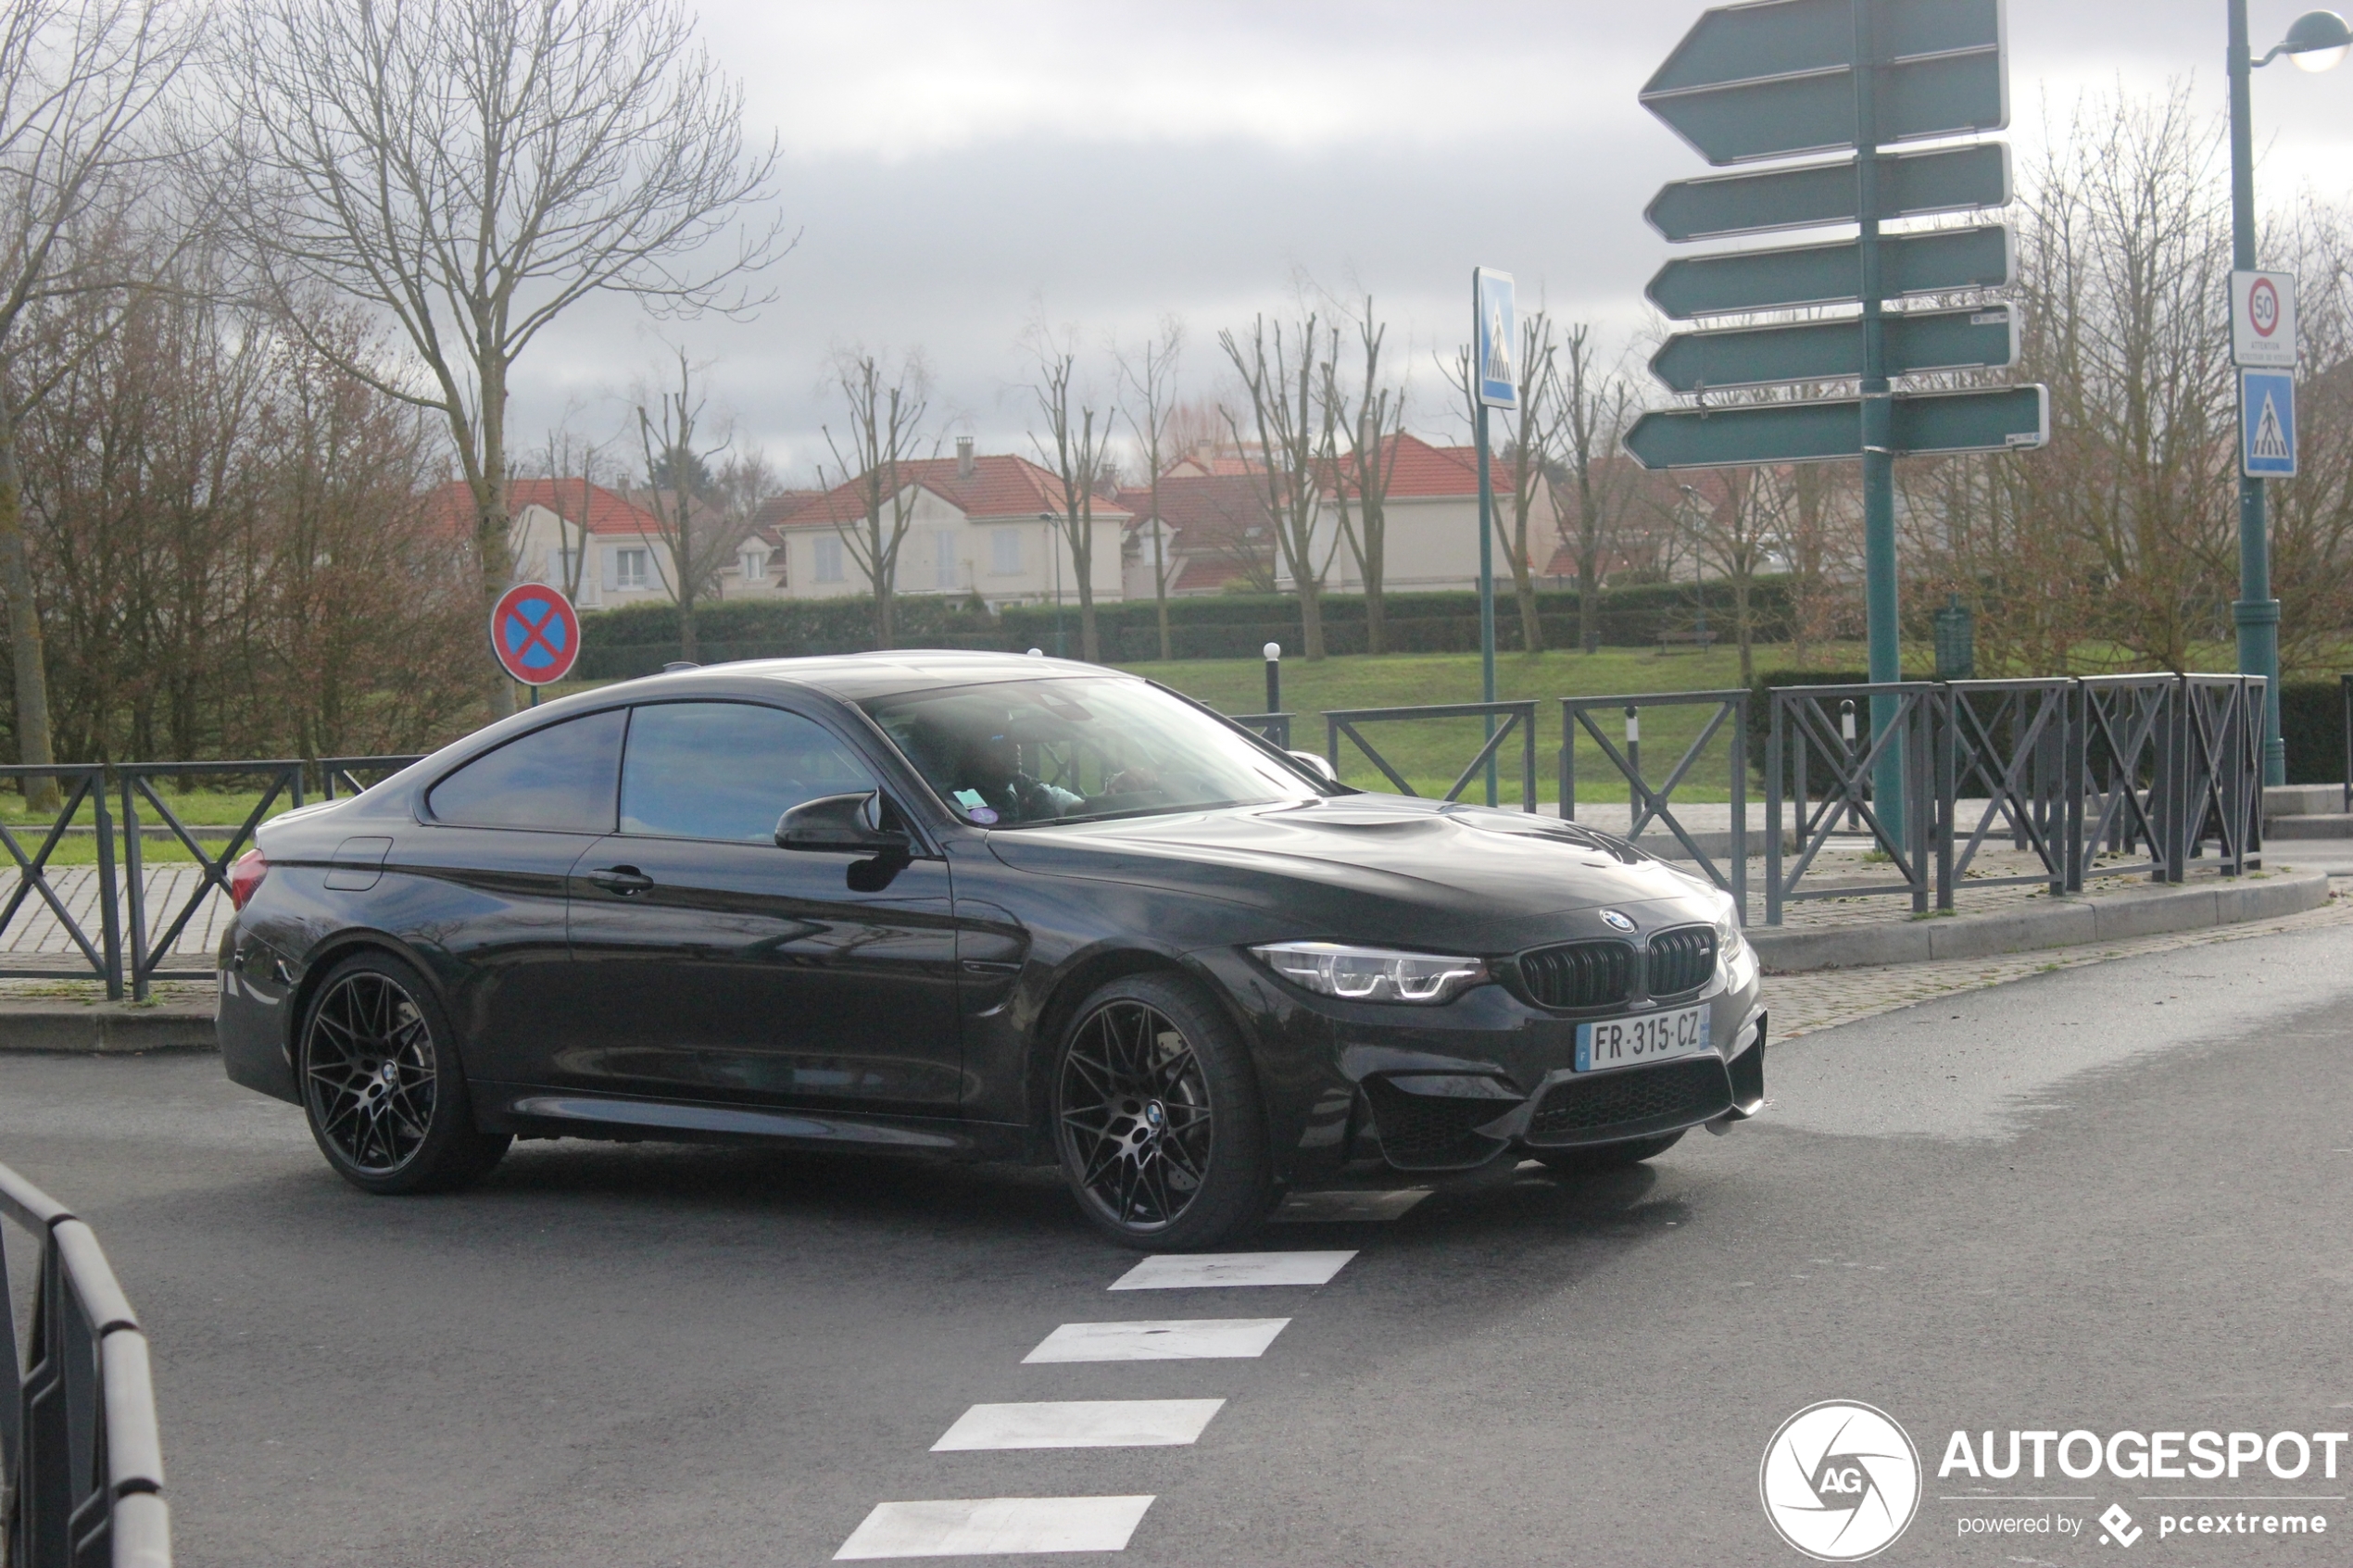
[1751,867,2334,973]
[0,999,215,1053]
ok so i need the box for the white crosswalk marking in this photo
[1023,1318,1290,1363]
[834,1496,1156,1559]
[1271,1188,1429,1223]
[932,1399,1224,1451]
[1107,1250,1356,1290]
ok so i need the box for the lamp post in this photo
[2228,4,2348,786]
[1038,511,1066,659]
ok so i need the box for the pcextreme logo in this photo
[1760,1400,1923,1562]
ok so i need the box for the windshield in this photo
[864,676,1325,828]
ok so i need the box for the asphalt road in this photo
[5,922,2351,1567]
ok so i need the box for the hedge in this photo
[576,578,1798,678]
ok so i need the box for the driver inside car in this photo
[953,728,1085,823]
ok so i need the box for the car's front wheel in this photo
[298,951,510,1195]
[1052,972,1271,1250]
[1532,1129,1685,1174]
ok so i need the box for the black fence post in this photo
[1765,693,1785,926]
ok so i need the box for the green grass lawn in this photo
[1121,644,1873,806]
[0,781,305,865]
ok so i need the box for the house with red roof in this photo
[762,440,1128,610]
[433,479,780,609]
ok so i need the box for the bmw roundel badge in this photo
[1600,909,1637,932]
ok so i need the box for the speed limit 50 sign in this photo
[2231,270,2296,369]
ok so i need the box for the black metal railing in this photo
[1560,690,1748,916]
[2342,673,2351,815]
[120,761,304,1001]
[1766,683,1947,923]
[0,766,121,999]
[2073,674,2174,887]
[1324,701,1540,813]
[318,755,427,800]
[1,1160,170,1568]
[1943,678,2071,897]
[1761,675,2266,923]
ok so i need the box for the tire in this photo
[1532,1129,1685,1174]
[1051,972,1273,1250]
[297,950,510,1195]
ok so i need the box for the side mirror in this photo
[1288,750,1339,784]
[776,791,911,858]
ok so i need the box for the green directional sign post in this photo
[1629,0,2043,843]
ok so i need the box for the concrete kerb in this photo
[1750,868,2334,974]
[0,997,215,1053]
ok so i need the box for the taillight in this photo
[229,848,269,909]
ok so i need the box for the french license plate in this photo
[1576,1005,1710,1073]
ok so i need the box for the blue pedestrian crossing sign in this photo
[1473,268,1517,409]
[2241,370,2296,479]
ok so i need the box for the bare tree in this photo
[1324,297,1404,655]
[1221,313,1340,659]
[1115,316,1183,662]
[0,0,188,804]
[632,347,736,659]
[1676,470,1775,686]
[818,346,930,649]
[1553,324,1642,655]
[1029,335,1114,662]
[224,0,784,717]
[535,420,605,603]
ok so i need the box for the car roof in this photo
[605,648,1127,703]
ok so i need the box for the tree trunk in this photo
[1578,549,1600,654]
[1361,503,1386,655]
[0,399,59,809]
[680,580,699,660]
[1733,565,1755,687]
[1151,479,1170,663]
[1298,572,1324,660]
[473,363,515,721]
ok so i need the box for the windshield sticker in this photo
[953,789,987,808]
[966,806,1000,824]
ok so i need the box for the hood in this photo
[986,795,1720,946]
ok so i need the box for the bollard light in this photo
[1840,699,1856,746]
[1264,643,1282,715]
[1624,705,1640,745]
[1026,647,1044,658]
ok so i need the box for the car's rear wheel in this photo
[1052,973,1271,1250]
[1531,1129,1685,1174]
[299,951,510,1195]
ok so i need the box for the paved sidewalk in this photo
[1768,887,2353,1040]
[0,863,225,972]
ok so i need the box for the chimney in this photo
[956,435,975,479]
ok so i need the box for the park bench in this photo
[1655,626,1718,654]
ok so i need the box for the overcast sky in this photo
[515,0,2353,486]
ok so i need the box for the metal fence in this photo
[1762,674,2268,923]
[1323,700,1540,813]
[1560,690,1748,915]
[0,758,426,998]
[1,1160,170,1568]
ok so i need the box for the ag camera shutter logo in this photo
[1760,1400,1922,1561]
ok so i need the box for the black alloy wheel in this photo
[298,952,510,1195]
[1052,973,1270,1249]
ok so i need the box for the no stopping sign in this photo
[489,583,581,685]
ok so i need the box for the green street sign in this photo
[1651,305,2017,394]
[1645,144,2009,243]
[1642,0,2006,167]
[1623,385,2049,470]
[1647,224,2011,320]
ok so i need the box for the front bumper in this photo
[1195,945,1766,1177]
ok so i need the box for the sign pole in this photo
[2227,0,2285,786]
[1851,0,1906,842]
[1477,399,1498,808]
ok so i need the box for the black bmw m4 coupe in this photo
[219,651,1765,1248]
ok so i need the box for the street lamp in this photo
[2229,5,2346,786]
[1038,511,1066,658]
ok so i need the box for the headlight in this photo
[1251,942,1489,1005]
[1714,904,1757,994]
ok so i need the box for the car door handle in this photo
[587,865,655,896]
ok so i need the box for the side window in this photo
[426,709,625,832]
[620,702,879,842]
